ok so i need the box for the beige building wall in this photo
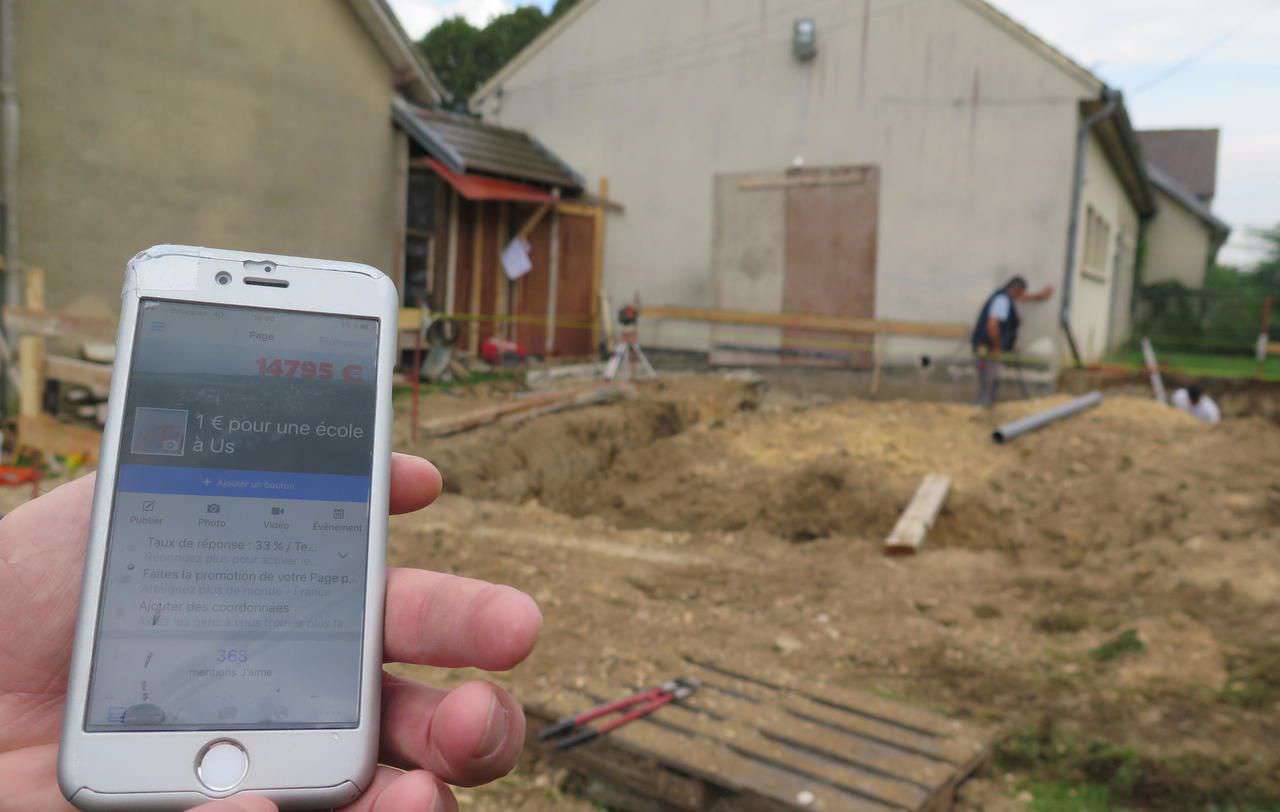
[15,0,402,317]
[1068,134,1140,360]
[474,0,1118,365]
[1144,188,1214,289]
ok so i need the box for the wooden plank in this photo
[546,198,561,355]
[524,698,714,810]
[419,384,626,436]
[571,677,915,810]
[590,177,609,353]
[740,168,874,191]
[495,202,510,339]
[398,308,424,332]
[681,660,978,766]
[392,129,409,290]
[682,681,955,790]
[645,306,968,341]
[445,189,460,316]
[17,413,102,458]
[2,307,115,340]
[884,474,951,556]
[19,268,46,417]
[515,203,551,241]
[45,355,112,392]
[556,201,598,218]
[469,200,484,355]
[532,685,888,811]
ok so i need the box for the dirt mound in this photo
[392,381,1280,807]
[419,376,761,504]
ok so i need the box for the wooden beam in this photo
[514,203,550,242]
[469,200,484,355]
[739,168,872,191]
[45,355,112,392]
[885,474,951,555]
[19,268,46,417]
[392,130,409,291]
[643,305,969,340]
[555,201,597,218]
[495,202,509,339]
[2,307,115,340]
[546,192,561,355]
[445,189,460,316]
[590,177,609,352]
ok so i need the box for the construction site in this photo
[363,365,1278,811]
[1,1,1277,809]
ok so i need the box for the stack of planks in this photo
[525,657,990,811]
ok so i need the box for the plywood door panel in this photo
[710,172,787,366]
[782,167,879,367]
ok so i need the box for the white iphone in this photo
[59,246,398,808]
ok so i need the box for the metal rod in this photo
[992,391,1102,444]
[1140,337,1166,404]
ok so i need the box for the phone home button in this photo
[197,740,248,792]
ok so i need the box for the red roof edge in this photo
[427,158,556,204]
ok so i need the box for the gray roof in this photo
[1136,129,1219,203]
[393,99,582,190]
[1146,162,1231,239]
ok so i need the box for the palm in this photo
[0,456,540,811]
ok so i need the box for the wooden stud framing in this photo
[392,130,409,291]
[495,202,509,339]
[589,177,609,352]
[644,305,969,340]
[515,203,550,242]
[469,200,484,355]
[545,191,562,355]
[19,267,45,418]
[445,189,460,316]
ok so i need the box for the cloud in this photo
[992,0,1280,263]
[387,0,518,38]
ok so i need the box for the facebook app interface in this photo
[85,300,379,731]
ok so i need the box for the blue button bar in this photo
[117,464,370,502]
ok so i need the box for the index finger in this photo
[390,453,442,515]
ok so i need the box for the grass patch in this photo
[1107,347,1280,381]
[1025,780,1112,811]
[1221,643,1280,709]
[996,723,1280,810]
[973,603,1002,619]
[1034,611,1089,634]
[1091,629,1145,662]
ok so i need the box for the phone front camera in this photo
[215,271,232,286]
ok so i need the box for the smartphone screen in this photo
[84,299,379,731]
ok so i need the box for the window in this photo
[1082,205,1111,281]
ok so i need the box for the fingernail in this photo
[474,692,508,760]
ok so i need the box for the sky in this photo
[387,0,1280,266]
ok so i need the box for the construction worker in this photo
[1171,384,1221,424]
[971,276,1054,405]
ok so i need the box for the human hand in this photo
[0,453,541,811]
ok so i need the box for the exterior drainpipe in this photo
[1060,88,1119,368]
[0,0,17,414]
